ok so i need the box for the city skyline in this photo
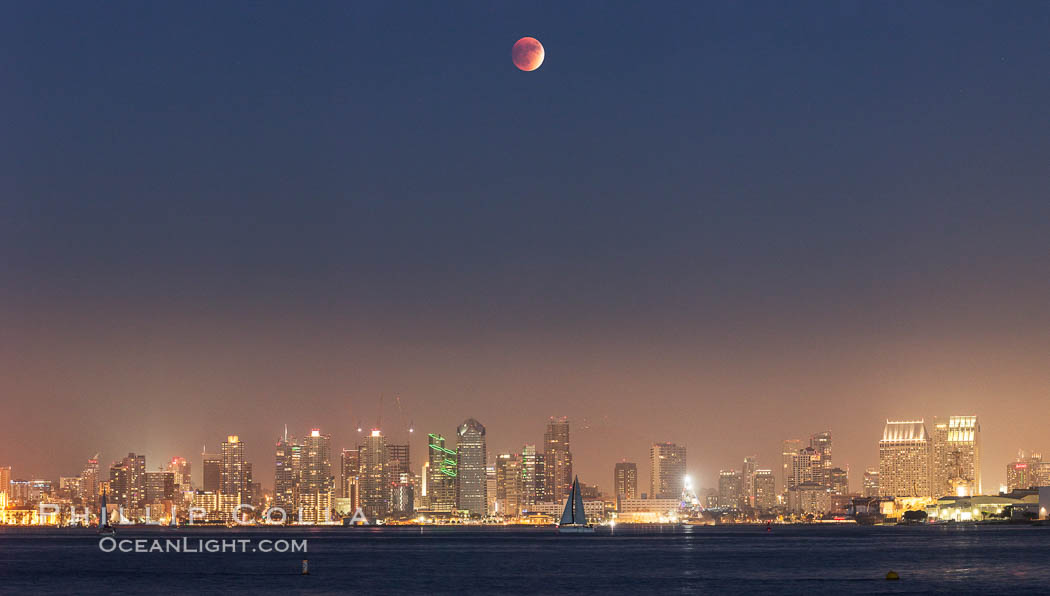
[3,3,1048,508]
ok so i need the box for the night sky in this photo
[2,2,1048,492]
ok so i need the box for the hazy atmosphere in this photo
[2,2,1048,493]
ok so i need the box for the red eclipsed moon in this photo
[512,37,544,72]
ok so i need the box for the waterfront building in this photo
[359,429,389,519]
[0,466,10,499]
[787,481,832,515]
[650,442,687,500]
[753,469,777,511]
[221,436,249,504]
[274,430,299,514]
[543,417,573,503]
[613,461,639,501]
[718,469,744,509]
[495,452,523,516]
[930,415,981,497]
[879,420,932,498]
[456,418,487,516]
[1006,451,1050,491]
[426,433,457,513]
[299,429,333,523]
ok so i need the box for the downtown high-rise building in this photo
[202,452,221,493]
[340,447,360,505]
[753,469,777,511]
[781,439,803,494]
[166,457,191,491]
[879,420,931,498]
[931,415,981,497]
[1006,451,1050,491]
[543,417,573,503]
[221,436,249,502]
[809,431,832,488]
[718,469,744,509]
[274,429,299,514]
[456,418,487,517]
[426,433,457,513]
[862,468,879,497]
[145,471,175,504]
[613,461,638,500]
[299,429,333,523]
[110,453,146,510]
[650,442,687,500]
[79,457,99,507]
[495,452,522,517]
[359,429,389,519]
[520,444,544,508]
[742,456,758,507]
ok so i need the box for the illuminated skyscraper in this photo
[0,466,10,496]
[299,429,333,523]
[718,469,744,508]
[221,436,249,502]
[521,444,543,508]
[145,471,175,504]
[613,461,638,500]
[862,468,879,497]
[1006,451,1049,491]
[650,443,687,500]
[167,457,191,491]
[753,469,777,511]
[781,439,803,494]
[809,431,832,488]
[340,447,360,506]
[274,429,299,514]
[426,433,457,512]
[742,456,758,507]
[79,458,99,507]
[495,452,522,517]
[543,417,573,503]
[359,429,389,519]
[931,415,981,497]
[879,420,931,498]
[456,418,487,516]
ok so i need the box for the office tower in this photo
[340,448,360,505]
[221,436,249,502]
[718,469,744,508]
[809,431,832,487]
[274,430,299,513]
[299,429,333,523]
[521,444,543,508]
[112,453,146,509]
[931,415,981,497]
[167,457,191,490]
[753,469,777,511]
[495,453,523,517]
[792,446,816,489]
[1006,451,1050,491]
[650,442,687,500]
[388,444,411,476]
[426,433,457,513]
[389,470,415,516]
[80,458,99,507]
[145,471,175,504]
[614,461,639,500]
[742,456,758,507]
[0,466,10,497]
[359,429,389,519]
[781,439,803,494]
[862,468,879,497]
[202,452,221,493]
[245,462,258,507]
[828,467,848,495]
[879,420,931,498]
[456,418,487,516]
[486,464,498,515]
[543,417,573,503]
[419,461,430,509]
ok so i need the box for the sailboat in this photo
[98,490,115,535]
[557,476,594,534]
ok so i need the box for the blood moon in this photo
[512,37,544,72]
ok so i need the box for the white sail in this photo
[573,478,587,525]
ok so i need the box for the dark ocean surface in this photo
[2,524,1048,594]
